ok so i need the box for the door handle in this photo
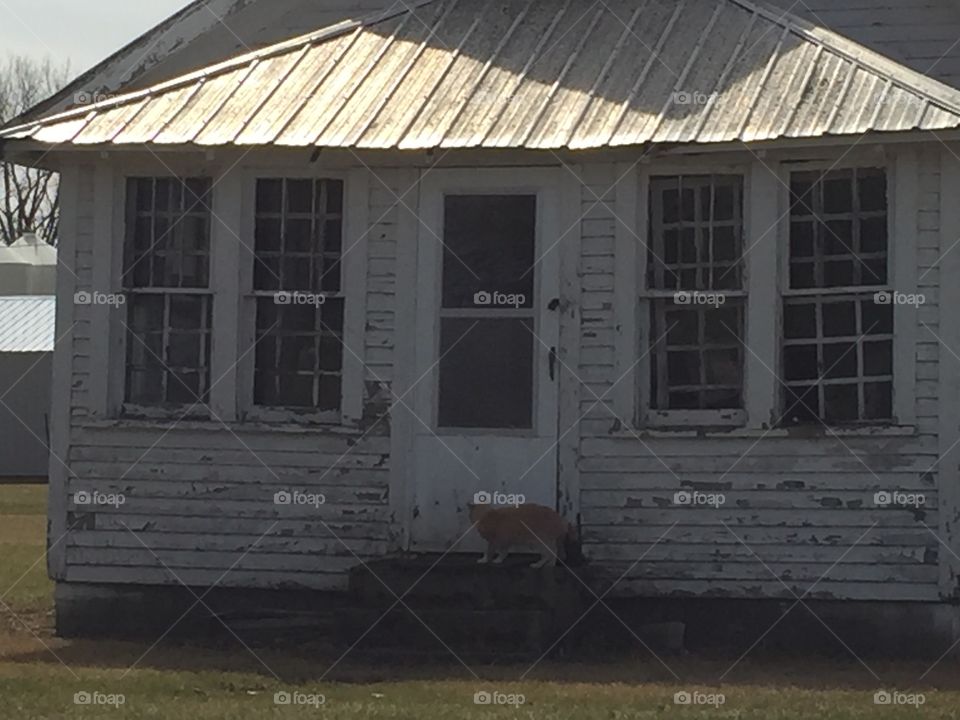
[549,347,557,382]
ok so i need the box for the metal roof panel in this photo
[6,0,960,151]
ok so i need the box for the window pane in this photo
[788,168,888,290]
[253,178,344,292]
[441,195,536,310]
[253,297,344,412]
[438,318,534,429]
[649,175,743,291]
[781,295,893,425]
[125,294,211,406]
[650,300,744,411]
[124,177,212,289]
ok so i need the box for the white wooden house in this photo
[5,0,960,626]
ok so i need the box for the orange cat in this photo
[468,503,575,568]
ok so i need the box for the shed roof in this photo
[5,0,960,151]
[0,296,56,353]
[0,235,58,268]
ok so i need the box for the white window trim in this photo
[235,166,368,427]
[101,163,368,427]
[106,169,218,421]
[631,161,752,429]
[776,154,915,429]
[620,150,916,434]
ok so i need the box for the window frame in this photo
[636,162,751,429]
[237,167,367,427]
[626,150,917,434]
[118,174,216,420]
[777,156,912,428]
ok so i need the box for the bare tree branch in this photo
[0,54,70,246]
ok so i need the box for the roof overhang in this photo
[5,0,960,156]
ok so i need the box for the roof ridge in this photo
[735,0,960,115]
[0,0,438,138]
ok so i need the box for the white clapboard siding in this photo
[576,150,944,602]
[604,579,937,602]
[63,566,350,591]
[92,515,389,539]
[59,160,398,592]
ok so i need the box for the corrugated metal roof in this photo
[0,297,56,353]
[5,0,960,150]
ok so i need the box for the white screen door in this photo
[409,168,561,550]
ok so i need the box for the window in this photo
[252,178,345,414]
[123,177,213,407]
[437,195,537,429]
[781,168,893,424]
[646,175,746,413]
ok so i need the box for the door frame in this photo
[396,166,565,550]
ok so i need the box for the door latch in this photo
[549,346,558,381]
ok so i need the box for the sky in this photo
[0,0,191,78]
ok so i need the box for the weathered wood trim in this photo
[341,167,370,426]
[106,171,127,416]
[892,148,919,427]
[48,164,80,580]
[745,159,780,429]
[938,145,960,598]
[209,168,241,421]
[89,164,115,419]
[635,164,651,423]
[612,162,639,425]
[390,168,420,551]
[558,164,583,519]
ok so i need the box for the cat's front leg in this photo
[492,549,509,564]
[478,543,494,564]
[530,553,554,569]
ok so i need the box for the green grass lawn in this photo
[1,484,960,718]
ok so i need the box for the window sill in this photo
[643,409,746,428]
[76,417,366,436]
[617,424,917,439]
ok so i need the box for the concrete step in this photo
[349,554,593,612]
